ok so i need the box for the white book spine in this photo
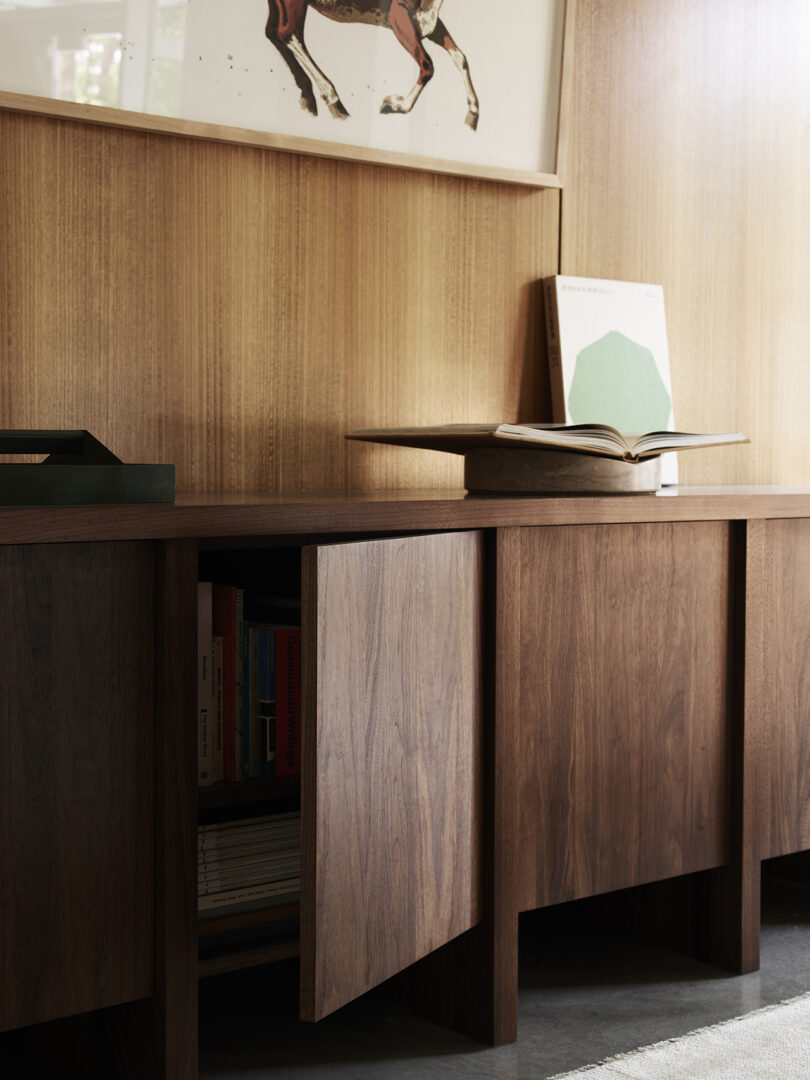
[197,877,301,912]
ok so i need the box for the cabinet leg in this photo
[703,861,760,973]
[410,915,518,1045]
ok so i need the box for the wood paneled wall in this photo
[2,0,808,492]
[562,0,810,485]
[0,110,558,494]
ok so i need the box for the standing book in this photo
[275,628,301,777]
[543,275,678,483]
[212,584,245,783]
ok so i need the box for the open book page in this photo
[628,431,749,458]
[348,424,748,462]
[495,424,631,455]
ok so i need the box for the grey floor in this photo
[198,875,810,1080]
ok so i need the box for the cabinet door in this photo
[749,518,810,859]
[515,522,731,911]
[0,542,155,1032]
[300,531,484,1021]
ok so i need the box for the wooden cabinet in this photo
[193,530,486,1040]
[2,491,810,1077]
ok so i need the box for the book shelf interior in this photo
[197,544,303,977]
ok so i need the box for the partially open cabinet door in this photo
[299,531,484,1021]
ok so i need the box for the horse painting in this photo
[265,0,479,129]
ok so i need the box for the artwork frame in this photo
[0,0,576,188]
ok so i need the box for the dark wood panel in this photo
[300,532,484,1022]
[0,542,155,1031]
[151,540,199,1078]
[408,529,520,1045]
[517,522,730,911]
[702,520,759,973]
[755,518,810,859]
[3,488,810,546]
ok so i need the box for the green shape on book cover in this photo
[568,330,672,432]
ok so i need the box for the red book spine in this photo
[275,628,301,777]
[212,585,238,782]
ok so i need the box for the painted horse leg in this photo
[427,19,479,130]
[381,0,435,115]
[266,0,349,119]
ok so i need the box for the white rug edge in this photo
[545,989,810,1080]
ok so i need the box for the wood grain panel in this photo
[0,107,559,495]
[0,542,155,1032]
[517,521,730,912]
[754,518,810,860]
[151,540,198,1078]
[408,528,520,1045]
[300,531,483,1021]
[561,0,810,487]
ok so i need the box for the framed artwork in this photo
[0,0,575,188]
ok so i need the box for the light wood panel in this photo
[0,91,564,191]
[0,542,155,1032]
[562,0,810,486]
[751,518,810,860]
[516,521,730,912]
[300,531,483,1022]
[0,107,559,495]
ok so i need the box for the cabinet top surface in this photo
[1,486,810,544]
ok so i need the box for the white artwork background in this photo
[0,0,566,175]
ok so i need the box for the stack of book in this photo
[197,581,301,786]
[197,811,301,918]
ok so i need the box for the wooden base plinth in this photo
[463,448,662,495]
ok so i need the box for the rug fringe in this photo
[544,990,810,1080]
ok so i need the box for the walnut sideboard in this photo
[2,487,809,1078]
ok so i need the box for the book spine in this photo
[197,582,214,786]
[259,628,276,778]
[234,589,245,782]
[241,620,251,780]
[212,585,237,782]
[247,626,262,779]
[274,628,301,777]
[199,848,300,873]
[543,276,567,422]
[212,635,224,783]
[197,877,301,912]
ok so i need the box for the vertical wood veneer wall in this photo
[0,113,558,494]
[562,0,810,486]
[1,0,808,493]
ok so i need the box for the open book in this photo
[347,424,749,463]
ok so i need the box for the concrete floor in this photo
[198,876,810,1079]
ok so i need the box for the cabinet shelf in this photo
[198,932,299,979]
[198,904,300,937]
[198,776,301,810]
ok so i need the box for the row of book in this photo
[197,582,301,787]
[198,811,301,918]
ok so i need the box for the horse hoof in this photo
[465,110,479,132]
[328,99,350,120]
[380,95,407,115]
